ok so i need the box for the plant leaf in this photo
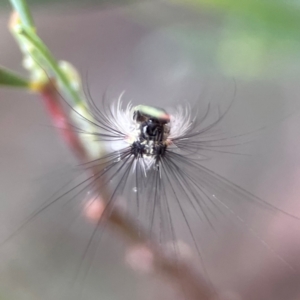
[0,66,29,88]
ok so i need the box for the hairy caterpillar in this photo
[1,7,300,300]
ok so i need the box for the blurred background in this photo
[1,0,300,299]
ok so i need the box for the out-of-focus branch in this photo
[109,208,215,300]
[40,81,88,161]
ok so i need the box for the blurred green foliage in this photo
[2,0,300,79]
[177,0,300,37]
[170,0,300,78]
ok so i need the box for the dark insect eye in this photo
[146,122,161,137]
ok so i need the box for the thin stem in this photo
[16,27,85,108]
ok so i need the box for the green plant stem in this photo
[9,0,85,109]
[21,29,84,108]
